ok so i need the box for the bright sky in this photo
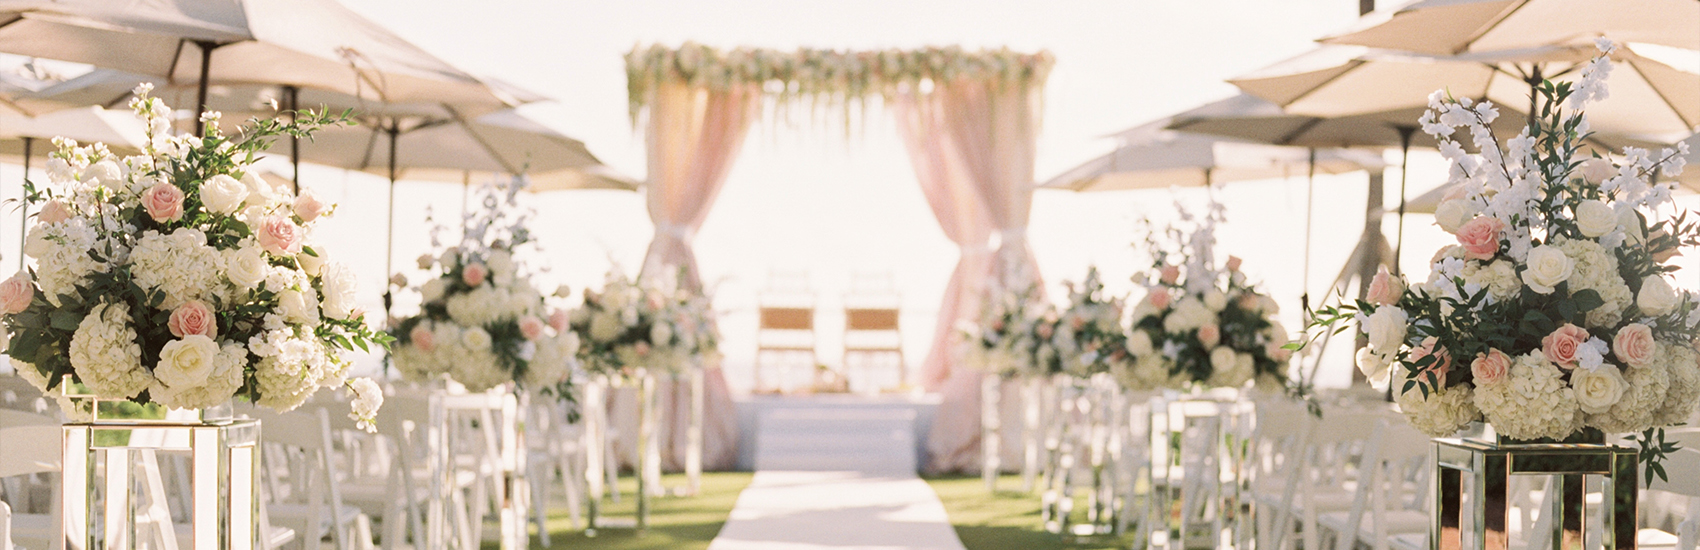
[5,0,1697,392]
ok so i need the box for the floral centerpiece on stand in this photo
[387,178,580,396]
[570,268,716,378]
[1124,200,1293,393]
[1052,267,1129,379]
[0,85,388,429]
[964,284,1059,378]
[1306,41,1697,477]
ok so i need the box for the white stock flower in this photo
[1520,245,1573,294]
[200,174,249,215]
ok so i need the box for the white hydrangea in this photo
[1397,375,1480,437]
[149,340,247,410]
[347,377,383,433]
[1554,239,1632,328]
[24,218,106,305]
[68,301,152,399]
[1473,351,1582,440]
[1460,259,1521,302]
[526,332,579,387]
[450,347,506,392]
[249,329,334,411]
[130,229,224,309]
[447,285,515,327]
[1652,342,1700,426]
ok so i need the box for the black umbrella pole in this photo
[192,41,218,138]
[383,125,399,322]
[285,85,300,195]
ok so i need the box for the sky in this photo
[4,0,1697,392]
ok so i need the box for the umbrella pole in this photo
[192,40,219,138]
[16,137,31,274]
[285,85,300,195]
[1302,148,1316,316]
[384,123,399,323]
[1393,126,1415,276]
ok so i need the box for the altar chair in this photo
[755,270,817,393]
[842,271,903,393]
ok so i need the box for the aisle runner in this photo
[708,406,966,550]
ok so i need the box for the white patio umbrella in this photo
[1320,0,1700,56]
[1041,128,1383,192]
[0,0,523,135]
[1230,42,1700,145]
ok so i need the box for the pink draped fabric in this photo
[626,80,761,471]
[896,79,1046,473]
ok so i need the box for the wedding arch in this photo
[625,43,1053,471]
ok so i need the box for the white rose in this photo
[1355,346,1395,386]
[420,278,447,304]
[154,335,221,388]
[200,174,249,215]
[296,249,325,276]
[277,289,319,325]
[1127,331,1154,356]
[462,327,492,350]
[1520,245,1573,294]
[1579,158,1616,185]
[1434,199,1474,234]
[240,171,277,208]
[1618,209,1645,244]
[224,246,269,290]
[1637,276,1679,316]
[1572,364,1627,414]
[650,321,674,346]
[1364,307,1409,355]
[1203,290,1228,312]
[1260,295,1281,315]
[1210,347,1238,374]
[1574,200,1616,238]
[319,263,359,320]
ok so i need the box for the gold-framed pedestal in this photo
[1432,430,1637,550]
[61,399,259,550]
[582,370,658,536]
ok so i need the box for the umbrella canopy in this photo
[1320,0,1700,56]
[1230,42,1700,145]
[1041,129,1383,191]
[0,104,146,158]
[0,0,521,117]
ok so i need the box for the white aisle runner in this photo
[707,406,967,550]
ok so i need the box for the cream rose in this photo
[319,263,359,320]
[1210,346,1238,374]
[1572,364,1627,414]
[1579,158,1616,185]
[0,273,35,314]
[142,182,186,222]
[1434,199,1474,234]
[1574,200,1616,238]
[200,174,249,215]
[278,289,317,325]
[1364,307,1409,355]
[1203,290,1228,312]
[240,171,277,208]
[1637,276,1679,316]
[1618,209,1645,244]
[224,246,268,290]
[1127,330,1154,357]
[462,327,492,350]
[1520,245,1573,294]
[296,249,325,276]
[1356,346,1395,386]
[168,300,218,338]
[1612,324,1657,367]
[154,335,221,388]
[420,279,447,304]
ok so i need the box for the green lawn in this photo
[924,474,1131,550]
[521,472,754,550]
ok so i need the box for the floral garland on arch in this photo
[1124,201,1293,393]
[569,268,719,378]
[387,178,580,396]
[1306,41,1698,479]
[1052,267,1129,378]
[624,43,1055,123]
[964,283,1059,378]
[0,86,388,429]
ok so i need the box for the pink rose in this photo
[1542,323,1591,370]
[519,316,547,340]
[634,341,651,357]
[1037,322,1055,340]
[1365,265,1403,306]
[1238,293,1261,311]
[0,273,34,314]
[1148,290,1172,310]
[549,309,571,332]
[1408,336,1453,378]
[1266,342,1293,362]
[1455,216,1505,260]
[1159,266,1180,285]
[410,325,436,352]
[167,300,217,338]
[38,200,72,224]
[1441,184,1469,202]
[293,191,327,223]
[1225,256,1243,272]
[142,182,185,222]
[461,263,488,287]
[1471,348,1511,385]
[1070,316,1086,330]
[1612,323,1657,368]
[256,216,302,255]
[1197,324,1221,348]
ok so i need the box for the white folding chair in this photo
[241,406,374,550]
[0,410,60,550]
[1640,448,1700,550]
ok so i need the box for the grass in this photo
[518,471,755,550]
[924,474,1130,550]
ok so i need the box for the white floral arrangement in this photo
[1124,200,1292,393]
[569,269,716,378]
[0,86,387,430]
[388,179,580,395]
[964,284,1058,377]
[624,43,1054,122]
[1306,41,1698,479]
[1051,267,1129,378]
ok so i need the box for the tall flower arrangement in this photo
[964,284,1057,377]
[0,86,388,428]
[1124,201,1292,392]
[1307,42,1698,475]
[1051,268,1128,378]
[570,269,717,378]
[388,179,580,395]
